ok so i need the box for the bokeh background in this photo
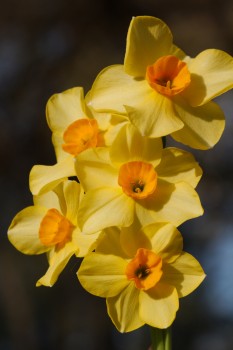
[1,0,233,349]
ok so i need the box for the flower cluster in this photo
[8,16,233,332]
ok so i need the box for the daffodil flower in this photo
[8,180,100,286]
[29,87,127,195]
[88,16,233,149]
[77,223,205,331]
[75,124,203,233]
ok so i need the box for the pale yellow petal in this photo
[52,181,67,214]
[156,147,202,187]
[162,252,206,297]
[142,223,183,262]
[33,187,61,210]
[124,16,173,77]
[29,156,75,195]
[75,229,101,257]
[75,148,118,191]
[63,180,82,224]
[46,87,87,132]
[51,131,67,162]
[107,282,143,332]
[78,188,135,234]
[172,100,225,149]
[8,206,49,255]
[36,241,76,287]
[135,180,203,227]
[96,227,129,258]
[126,90,184,137]
[185,49,233,106]
[89,65,149,113]
[120,224,151,257]
[88,107,129,147]
[170,44,187,59]
[110,123,162,167]
[77,253,129,297]
[139,282,179,329]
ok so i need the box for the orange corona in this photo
[39,208,74,247]
[118,161,157,199]
[146,55,191,97]
[62,118,99,156]
[125,248,163,290]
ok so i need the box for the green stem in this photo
[164,327,172,350]
[150,326,172,350]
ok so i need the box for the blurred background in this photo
[0,0,233,349]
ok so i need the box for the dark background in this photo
[0,0,233,349]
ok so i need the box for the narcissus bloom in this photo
[8,180,100,286]
[30,87,127,195]
[78,223,205,331]
[89,16,233,149]
[76,124,203,233]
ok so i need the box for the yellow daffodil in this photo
[75,124,203,233]
[8,180,100,286]
[88,16,233,149]
[29,87,127,195]
[77,223,205,331]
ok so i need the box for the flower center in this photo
[39,208,74,248]
[125,248,163,290]
[62,118,99,156]
[118,161,157,199]
[146,55,191,97]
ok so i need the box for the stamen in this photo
[132,180,144,193]
[135,264,150,279]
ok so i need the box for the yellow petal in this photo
[184,49,233,106]
[63,180,82,225]
[142,223,183,263]
[110,123,163,167]
[126,90,184,137]
[8,206,49,255]
[86,103,129,147]
[170,44,187,60]
[78,188,135,234]
[75,147,118,191]
[89,65,149,113]
[156,147,202,187]
[96,227,129,258]
[46,87,87,133]
[29,156,75,195]
[139,282,179,329]
[36,241,76,287]
[107,282,143,332]
[162,252,206,297]
[120,224,152,257]
[51,131,67,162]
[124,16,173,77]
[33,187,61,209]
[135,180,203,227]
[75,230,101,257]
[77,253,129,297]
[172,100,225,149]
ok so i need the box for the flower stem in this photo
[164,327,172,349]
[150,326,172,350]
